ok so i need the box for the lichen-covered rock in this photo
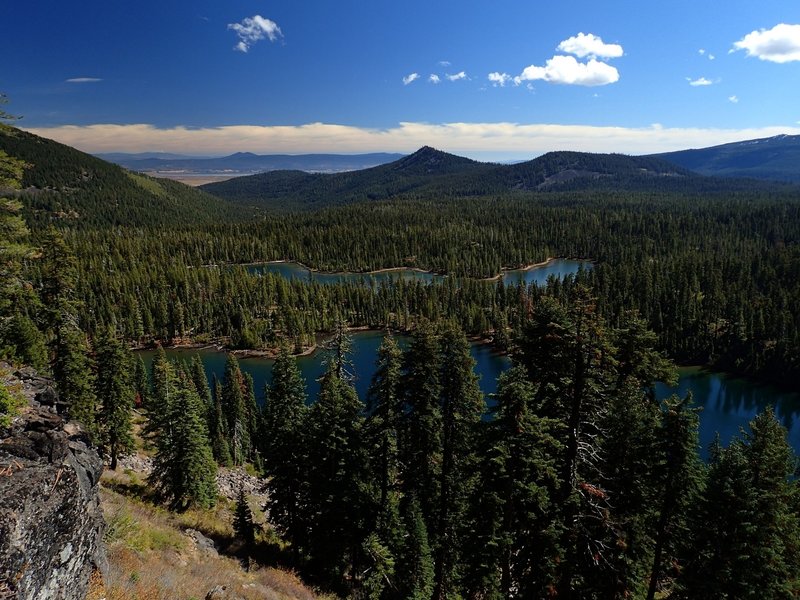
[0,369,106,600]
[205,585,245,600]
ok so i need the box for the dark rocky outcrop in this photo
[0,366,105,600]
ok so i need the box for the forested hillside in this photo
[0,125,237,227]
[653,134,800,182]
[200,145,790,210]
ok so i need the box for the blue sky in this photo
[5,0,800,159]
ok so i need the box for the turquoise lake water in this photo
[139,332,800,457]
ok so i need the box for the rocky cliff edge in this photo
[0,366,106,600]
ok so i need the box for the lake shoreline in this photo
[131,325,406,361]
[221,257,592,281]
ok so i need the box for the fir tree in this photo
[400,321,442,527]
[234,485,256,548]
[678,407,800,599]
[599,378,662,598]
[467,366,561,599]
[0,144,33,322]
[94,327,135,470]
[54,323,97,436]
[365,333,404,525]
[210,376,233,467]
[516,289,617,598]
[243,371,261,466]
[397,496,435,600]
[363,334,405,597]
[302,365,367,590]
[144,346,174,446]
[150,382,218,510]
[262,345,308,555]
[432,324,484,598]
[222,354,250,465]
[133,354,150,410]
[189,354,212,420]
[646,393,703,600]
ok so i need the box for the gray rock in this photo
[205,584,245,600]
[0,369,105,600]
[185,528,218,557]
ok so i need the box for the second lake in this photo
[139,331,800,458]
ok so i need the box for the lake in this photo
[138,332,800,458]
[656,366,800,458]
[244,258,592,287]
[138,331,510,408]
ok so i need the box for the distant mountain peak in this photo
[392,146,479,175]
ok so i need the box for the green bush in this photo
[0,379,24,428]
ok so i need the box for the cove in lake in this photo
[139,333,800,458]
[245,258,591,287]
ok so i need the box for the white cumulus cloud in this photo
[488,72,512,87]
[557,32,623,59]
[687,77,714,86]
[429,74,441,84]
[403,73,420,85]
[516,56,619,87]
[729,95,739,103]
[65,77,103,83]
[228,15,282,52]
[733,23,800,63]
[446,71,467,81]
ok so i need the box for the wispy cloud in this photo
[228,15,282,52]
[733,23,800,63]
[26,122,800,161]
[729,95,739,103]
[438,60,451,67]
[488,72,512,87]
[516,56,619,86]
[429,74,441,84]
[687,77,715,86]
[66,77,103,83]
[557,33,623,59]
[403,72,420,85]
[446,71,467,81]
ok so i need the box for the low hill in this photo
[0,126,236,228]
[652,134,800,182]
[99,150,405,176]
[201,146,754,210]
[200,146,495,209]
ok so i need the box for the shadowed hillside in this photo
[652,134,800,182]
[0,125,238,227]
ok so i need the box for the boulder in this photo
[0,371,105,600]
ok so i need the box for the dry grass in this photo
[96,469,330,600]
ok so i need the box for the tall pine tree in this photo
[94,327,135,470]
